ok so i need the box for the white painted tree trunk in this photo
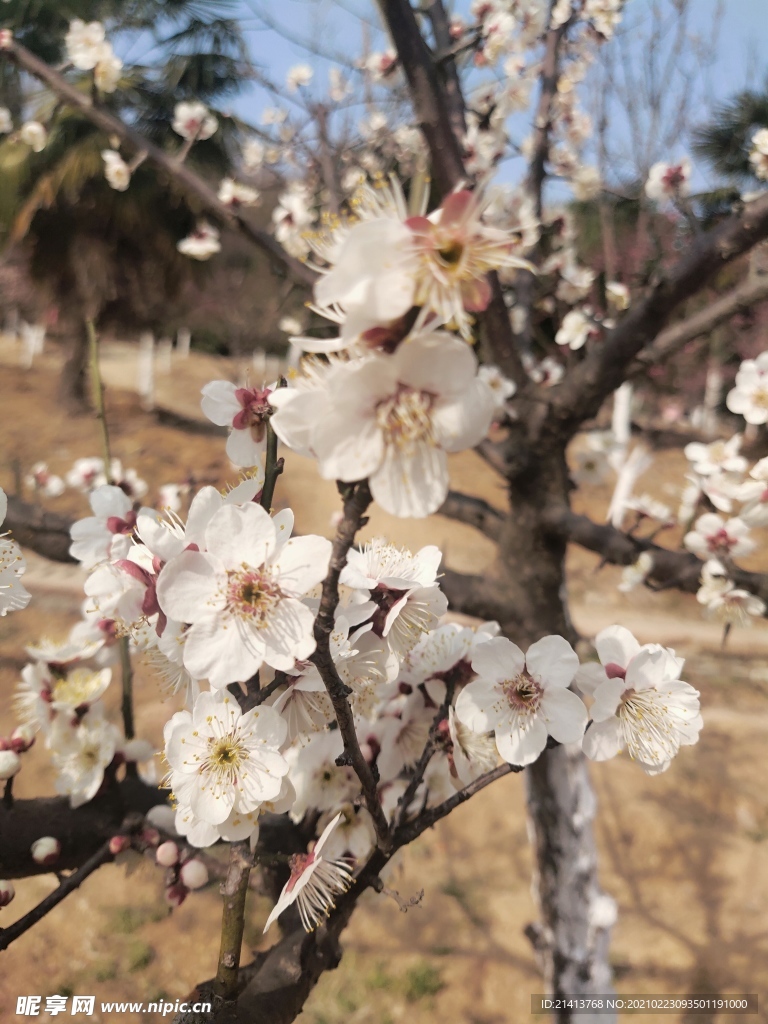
[137,331,155,410]
[701,360,723,438]
[526,745,617,1024]
[176,327,191,358]
[611,382,633,449]
[157,337,173,375]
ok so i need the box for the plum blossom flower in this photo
[102,150,130,191]
[19,121,46,152]
[749,128,768,181]
[69,485,135,570]
[683,513,754,560]
[618,551,654,593]
[448,705,498,786]
[684,435,747,477]
[94,47,123,93]
[456,635,587,767]
[263,811,353,933]
[286,64,313,91]
[201,380,272,468]
[286,729,361,821]
[65,20,106,70]
[340,539,447,657]
[697,560,766,626]
[177,222,221,260]
[270,333,495,518]
[156,502,331,687]
[578,626,702,773]
[726,352,768,424]
[479,364,516,413]
[645,159,691,201]
[164,689,289,843]
[218,178,260,207]
[172,101,218,141]
[734,456,768,526]
[555,307,601,350]
[52,709,119,807]
[0,488,31,616]
[25,461,64,497]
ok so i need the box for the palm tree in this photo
[0,0,249,408]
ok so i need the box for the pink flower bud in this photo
[11,725,35,753]
[31,836,61,866]
[0,750,21,780]
[0,880,15,907]
[165,882,188,907]
[179,859,209,890]
[156,841,179,867]
[109,835,131,856]
[141,826,160,846]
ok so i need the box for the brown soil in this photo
[0,336,766,1024]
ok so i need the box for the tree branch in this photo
[630,270,768,376]
[550,192,768,433]
[0,840,114,951]
[4,495,76,563]
[543,506,768,606]
[438,490,504,541]
[311,480,392,852]
[3,40,317,289]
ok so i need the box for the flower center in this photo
[287,851,316,891]
[52,669,103,708]
[203,734,247,781]
[618,688,679,764]
[226,568,281,624]
[233,387,272,440]
[752,386,768,409]
[501,672,543,713]
[706,529,735,555]
[376,386,434,453]
[437,239,465,267]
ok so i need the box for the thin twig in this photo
[0,841,113,951]
[214,841,253,1002]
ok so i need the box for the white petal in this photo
[370,441,447,518]
[525,635,579,689]
[539,688,588,744]
[455,678,505,732]
[494,718,548,766]
[582,719,623,761]
[183,616,264,687]
[156,551,222,624]
[594,625,641,671]
[471,636,526,683]
[201,380,241,426]
[270,535,332,596]
[204,502,276,567]
[226,426,264,468]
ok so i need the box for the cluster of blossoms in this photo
[65,20,122,92]
[0,487,31,617]
[749,128,768,182]
[644,158,692,203]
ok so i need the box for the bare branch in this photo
[543,506,768,606]
[4,494,75,563]
[311,480,392,851]
[4,40,317,289]
[0,841,114,951]
[438,490,504,541]
[631,271,768,375]
[551,192,768,433]
[525,20,569,217]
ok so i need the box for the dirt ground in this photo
[0,334,767,1024]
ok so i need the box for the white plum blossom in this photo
[286,729,360,821]
[177,222,221,260]
[286,64,313,91]
[94,47,123,93]
[218,178,260,207]
[683,513,755,561]
[340,539,448,657]
[456,635,587,767]
[52,710,119,807]
[102,150,131,191]
[69,484,135,570]
[578,626,702,774]
[749,128,768,181]
[201,381,272,468]
[156,502,331,687]
[263,811,353,933]
[65,19,106,70]
[555,307,600,350]
[734,457,768,526]
[684,435,747,477]
[164,689,289,845]
[448,704,498,788]
[697,560,766,626]
[270,333,495,518]
[25,461,65,497]
[479,364,516,413]
[19,121,46,152]
[618,551,654,593]
[0,488,31,616]
[172,101,218,141]
[727,352,768,424]
[645,159,691,201]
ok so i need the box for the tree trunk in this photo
[494,450,617,1024]
[58,323,91,413]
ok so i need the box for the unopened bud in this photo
[109,834,131,856]
[31,836,61,866]
[179,859,209,890]
[156,841,179,867]
[165,882,188,907]
[0,880,15,907]
[141,826,160,846]
[11,725,35,753]
[0,750,21,780]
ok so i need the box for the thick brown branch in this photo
[4,495,76,563]
[551,193,768,432]
[424,0,467,140]
[438,490,504,541]
[525,19,569,217]
[4,41,316,288]
[631,271,768,375]
[543,507,768,606]
[311,481,391,851]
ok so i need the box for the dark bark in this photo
[4,494,76,563]
[57,323,90,412]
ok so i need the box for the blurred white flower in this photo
[101,150,130,191]
[177,222,221,260]
[172,101,218,141]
